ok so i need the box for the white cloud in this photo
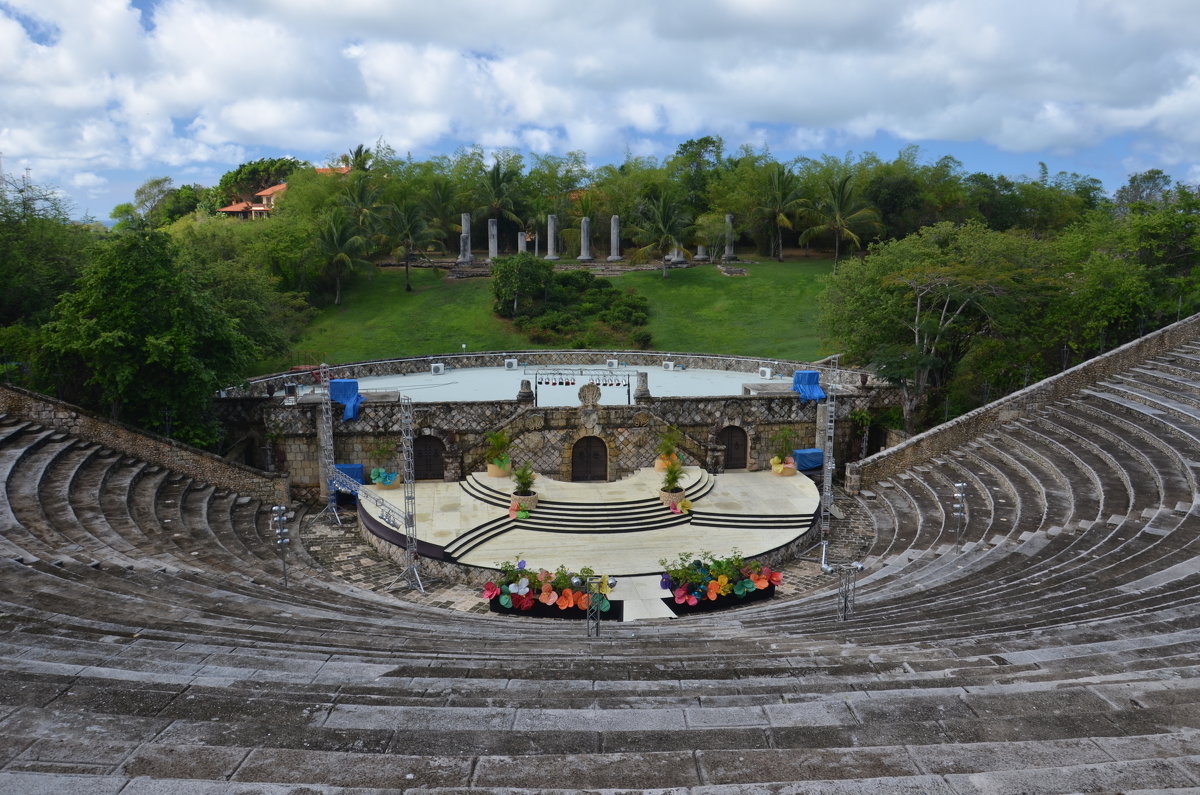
[3,0,1200,214]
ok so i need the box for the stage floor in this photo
[360,468,820,621]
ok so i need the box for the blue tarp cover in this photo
[791,370,826,401]
[329,378,364,421]
[332,463,365,504]
[793,448,824,470]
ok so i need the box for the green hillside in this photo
[266,259,834,371]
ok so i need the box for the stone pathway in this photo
[299,486,874,617]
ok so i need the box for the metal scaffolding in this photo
[820,355,839,539]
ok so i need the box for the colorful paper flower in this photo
[499,593,512,608]
[538,582,558,605]
[575,592,590,611]
[669,500,682,514]
[678,499,692,514]
[508,503,518,519]
[660,572,673,590]
[674,585,698,606]
[537,568,553,583]
[706,574,731,600]
[514,593,535,611]
[558,588,577,610]
[596,595,611,612]
[733,578,755,597]
[516,509,530,519]
[482,582,500,600]
[510,577,530,596]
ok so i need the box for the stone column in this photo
[634,371,651,402]
[578,217,593,262]
[546,214,560,260]
[607,215,623,262]
[722,213,738,262]
[457,212,473,264]
[694,244,709,262]
[487,218,498,262]
[517,230,527,253]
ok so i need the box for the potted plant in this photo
[769,427,798,476]
[659,458,687,507]
[654,425,683,471]
[370,467,401,490]
[511,462,538,511]
[484,431,512,477]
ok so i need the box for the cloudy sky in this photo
[3,0,1200,220]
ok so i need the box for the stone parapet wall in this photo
[844,312,1200,493]
[228,349,877,398]
[264,384,894,491]
[0,384,290,503]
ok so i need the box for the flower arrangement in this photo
[508,497,533,519]
[370,467,399,488]
[483,557,616,617]
[769,455,797,476]
[659,550,782,612]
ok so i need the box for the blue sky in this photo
[3,0,1199,221]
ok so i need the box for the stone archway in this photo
[718,425,748,469]
[571,436,608,482]
[414,436,446,480]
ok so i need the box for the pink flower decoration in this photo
[537,568,552,582]
[538,582,558,606]
[482,582,500,600]
[673,585,698,606]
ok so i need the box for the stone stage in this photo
[359,466,820,620]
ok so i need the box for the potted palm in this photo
[654,425,683,471]
[659,458,687,507]
[769,427,798,476]
[511,462,538,511]
[484,431,512,477]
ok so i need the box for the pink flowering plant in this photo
[482,556,613,613]
[658,549,782,607]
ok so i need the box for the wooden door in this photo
[413,436,445,480]
[571,436,607,482]
[718,425,747,469]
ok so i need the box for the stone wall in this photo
[259,382,901,492]
[844,312,1200,493]
[0,384,290,503]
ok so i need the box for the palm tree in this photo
[339,144,374,172]
[423,176,461,253]
[628,190,692,277]
[754,163,808,261]
[798,175,883,264]
[338,174,387,250]
[473,161,524,227]
[315,208,371,305]
[383,201,439,292]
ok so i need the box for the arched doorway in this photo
[413,436,446,480]
[571,436,607,482]
[718,425,748,469]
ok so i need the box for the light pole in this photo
[272,504,291,589]
[952,481,967,544]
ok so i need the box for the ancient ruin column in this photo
[694,244,710,262]
[517,230,527,253]
[546,214,560,260]
[607,215,623,262]
[722,214,738,262]
[457,213,473,264]
[487,218,498,262]
[578,217,593,262]
[634,371,651,402]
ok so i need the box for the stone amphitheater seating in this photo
[1,331,1200,790]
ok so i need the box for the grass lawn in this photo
[265,258,834,371]
[612,260,833,360]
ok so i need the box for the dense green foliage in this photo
[490,253,651,348]
[823,183,1200,430]
[6,136,1200,447]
